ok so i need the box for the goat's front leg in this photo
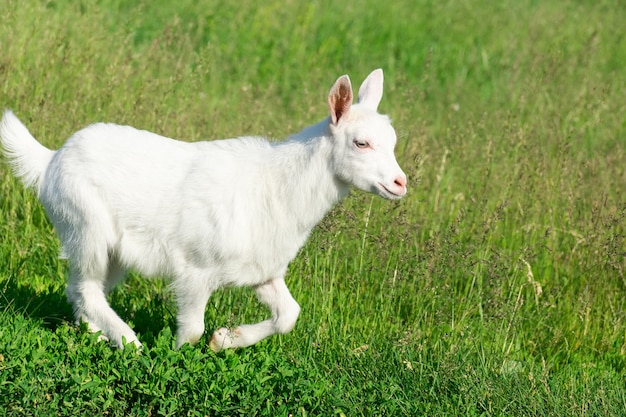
[209,278,300,352]
[175,280,213,349]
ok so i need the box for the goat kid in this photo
[0,69,407,351]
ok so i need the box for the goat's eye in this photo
[354,139,369,149]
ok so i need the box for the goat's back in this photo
[41,124,293,281]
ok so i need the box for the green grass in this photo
[1,0,625,415]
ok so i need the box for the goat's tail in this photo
[0,110,55,192]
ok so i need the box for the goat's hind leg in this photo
[65,248,140,349]
[104,257,127,294]
[209,278,301,352]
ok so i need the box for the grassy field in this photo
[1,0,625,415]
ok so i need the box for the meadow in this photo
[0,0,625,415]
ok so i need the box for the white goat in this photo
[0,69,407,351]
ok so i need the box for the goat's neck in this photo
[272,121,349,234]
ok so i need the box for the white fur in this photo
[0,69,407,351]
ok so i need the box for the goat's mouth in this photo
[377,182,406,200]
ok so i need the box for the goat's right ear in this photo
[328,75,353,125]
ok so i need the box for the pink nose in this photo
[394,174,407,189]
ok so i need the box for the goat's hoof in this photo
[117,336,142,351]
[209,327,237,352]
[93,331,109,343]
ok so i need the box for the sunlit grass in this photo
[1,0,625,415]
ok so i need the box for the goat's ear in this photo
[328,75,353,125]
[357,68,384,110]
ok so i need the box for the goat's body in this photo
[1,69,406,350]
[45,122,344,287]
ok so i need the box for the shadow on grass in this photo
[108,280,175,347]
[0,273,72,330]
[0,272,174,347]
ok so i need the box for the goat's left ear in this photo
[328,75,353,125]
[357,68,384,111]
